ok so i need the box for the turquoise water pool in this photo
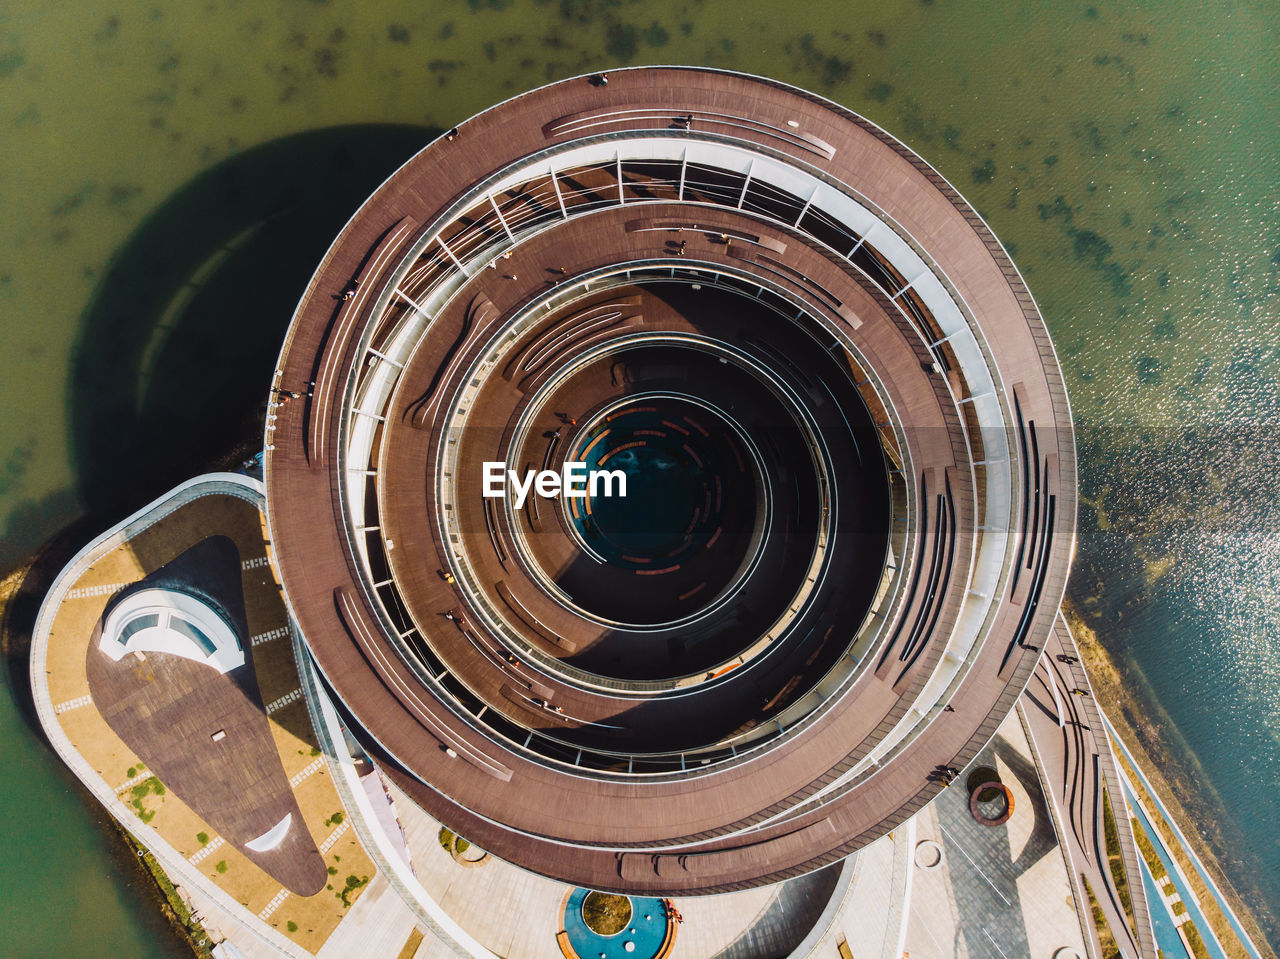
[563,888,670,959]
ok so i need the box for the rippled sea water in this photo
[1,1,1277,953]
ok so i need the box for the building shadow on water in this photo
[69,122,435,521]
[0,125,436,956]
[4,123,434,743]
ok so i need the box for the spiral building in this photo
[263,66,1076,897]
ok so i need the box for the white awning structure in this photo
[100,588,244,675]
[244,813,293,852]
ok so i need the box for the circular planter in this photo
[914,839,944,869]
[581,892,633,937]
[969,781,1015,826]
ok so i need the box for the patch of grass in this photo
[1184,920,1212,959]
[1102,788,1136,933]
[1131,818,1168,880]
[438,827,471,855]
[129,776,165,822]
[1083,876,1121,959]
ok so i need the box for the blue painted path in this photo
[1139,846,1192,959]
[1101,710,1263,959]
[1126,779,1227,959]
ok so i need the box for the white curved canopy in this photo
[100,588,244,675]
[244,813,293,852]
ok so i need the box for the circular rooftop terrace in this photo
[264,66,1076,895]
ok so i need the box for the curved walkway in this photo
[1020,614,1156,959]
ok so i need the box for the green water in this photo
[1,0,1277,953]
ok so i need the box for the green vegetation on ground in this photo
[438,827,470,855]
[1185,921,1213,959]
[338,874,369,907]
[1083,876,1122,959]
[1085,875,1126,957]
[1132,814,1214,959]
[129,838,214,958]
[128,776,165,824]
[1132,817,1169,882]
[581,892,632,937]
[1102,786,1137,934]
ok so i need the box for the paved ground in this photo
[384,768,846,959]
[902,710,1089,959]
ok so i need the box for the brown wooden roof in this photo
[264,67,1076,894]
